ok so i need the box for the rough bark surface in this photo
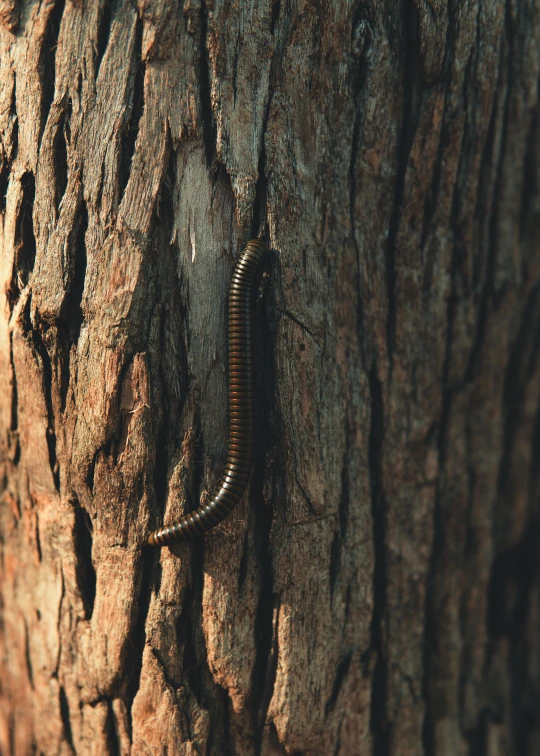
[0,1,538,754]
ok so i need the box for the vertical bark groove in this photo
[368,368,388,756]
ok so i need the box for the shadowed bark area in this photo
[0,1,538,754]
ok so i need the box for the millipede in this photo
[147,238,267,547]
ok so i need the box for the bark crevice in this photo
[39,0,66,143]
[368,367,388,756]
[119,16,145,204]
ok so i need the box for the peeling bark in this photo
[0,1,538,754]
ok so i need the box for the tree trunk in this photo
[0,0,538,754]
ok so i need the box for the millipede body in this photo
[148,238,267,547]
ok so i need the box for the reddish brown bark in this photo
[0,1,538,754]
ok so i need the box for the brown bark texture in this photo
[0,0,538,754]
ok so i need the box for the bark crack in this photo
[329,424,351,600]
[13,172,37,304]
[23,617,34,690]
[59,197,88,412]
[466,2,513,381]
[96,0,114,78]
[385,1,423,373]
[325,648,354,717]
[59,686,74,751]
[39,0,67,144]
[106,697,122,756]
[119,16,145,203]
[368,366,388,755]
[73,495,96,620]
[497,283,540,504]
[31,316,60,492]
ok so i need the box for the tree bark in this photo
[0,0,538,754]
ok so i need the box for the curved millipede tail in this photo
[147,239,267,547]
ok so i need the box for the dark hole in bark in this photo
[175,529,230,748]
[206,685,233,756]
[9,332,18,433]
[73,499,97,620]
[0,161,10,214]
[123,549,156,720]
[30,319,60,492]
[8,714,15,755]
[14,172,36,290]
[59,199,88,410]
[487,525,537,638]
[40,0,66,140]
[54,100,71,213]
[96,0,115,77]
[330,441,351,599]
[368,367,389,756]
[59,686,74,750]
[266,723,288,755]
[106,698,121,756]
[152,147,184,524]
[87,451,97,493]
[270,0,281,34]
[385,5,423,370]
[24,619,33,688]
[497,283,540,502]
[487,522,539,752]
[119,18,145,202]
[519,106,539,241]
